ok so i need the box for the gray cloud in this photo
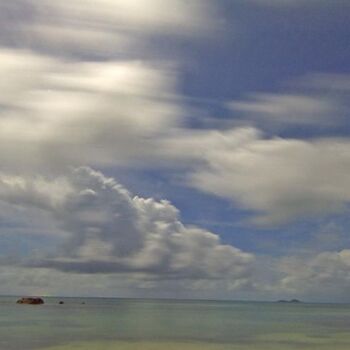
[295,73,350,92]
[0,265,143,297]
[276,249,350,301]
[0,167,254,283]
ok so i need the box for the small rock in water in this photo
[16,297,44,305]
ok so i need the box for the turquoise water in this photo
[1,296,350,349]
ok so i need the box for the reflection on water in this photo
[44,334,350,350]
[1,297,350,350]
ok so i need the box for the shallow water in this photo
[1,296,350,349]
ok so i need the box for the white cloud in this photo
[0,0,218,58]
[229,93,340,127]
[2,49,350,230]
[228,74,350,130]
[0,167,254,284]
[0,49,181,173]
[45,0,215,34]
[162,127,350,225]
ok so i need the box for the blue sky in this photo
[0,0,350,301]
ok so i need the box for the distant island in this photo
[277,299,301,303]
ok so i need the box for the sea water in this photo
[1,296,350,350]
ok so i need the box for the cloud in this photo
[45,0,215,34]
[176,74,349,224]
[228,74,350,130]
[249,0,348,7]
[0,1,251,294]
[229,93,341,128]
[276,249,350,301]
[2,49,350,230]
[0,0,218,58]
[0,265,142,297]
[0,167,254,283]
[296,73,350,92]
[162,127,350,225]
[0,49,181,173]
[1,1,349,301]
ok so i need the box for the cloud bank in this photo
[2,48,350,231]
[0,167,254,284]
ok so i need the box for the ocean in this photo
[1,296,350,350]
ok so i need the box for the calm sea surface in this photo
[1,296,350,350]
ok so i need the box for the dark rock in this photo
[16,297,44,305]
[59,301,64,304]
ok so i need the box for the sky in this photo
[0,0,350,302]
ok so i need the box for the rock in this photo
[277,299,301,303]
[59,301,64,304]
[16,297,44,305]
